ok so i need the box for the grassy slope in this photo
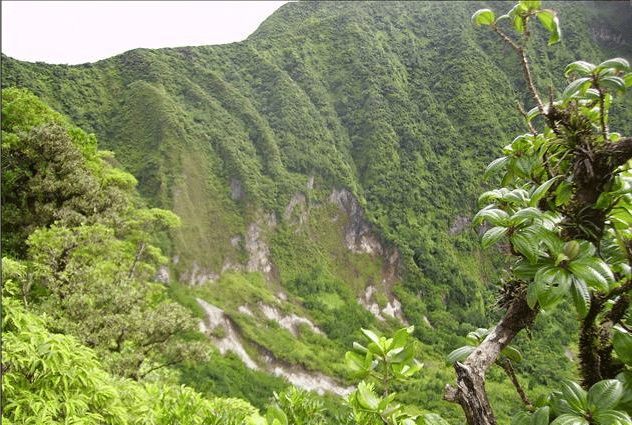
[2,1,630,420]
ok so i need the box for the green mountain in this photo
[2,1,631,421]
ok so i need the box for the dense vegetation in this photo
[2,1,631,424]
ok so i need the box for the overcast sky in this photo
[1,1,289,65]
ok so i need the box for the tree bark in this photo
[445,293,538,424]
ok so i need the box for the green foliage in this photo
[1,2,631,423]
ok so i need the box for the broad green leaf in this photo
[587,380,623,411]
[353,341,368,354]
[520,0,541,11]
[563,77,592,99]
[560,380,588,413]
[565,61,596,77]
[592,410,632,424]
[266,405,288,425]
[530,176,560,206]
[484,156,510,180]
[482,226,507,249]
[389,326,413,351]
[511,230,541,264]
[505,188,531,204]
[547,15,561,45]
[550,414,589,425]
[600,76,626,93]
[532,406,550,425]
[361,328,381,347]
[511,207,543,224]
[473,207,510,226]
[612,326,632,366]
[555,180,573,206]
[357,381,380,411]
[539,269,571,309]
[568,262,609,293]
[345,351,367,373]
[625,73,632,88]
[501,346,523,363]
[447,345,476,364]
[472,9,495,26]
[570,277,591,320]
[527,279,543,309]
[536,9,555,32]
[597,58,630,72]
[513,15,525,33]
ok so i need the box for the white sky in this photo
[1,1,290,65]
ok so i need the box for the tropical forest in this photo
[1,1,631,424]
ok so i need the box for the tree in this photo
[444,2,632,424]
[1,87,207,381]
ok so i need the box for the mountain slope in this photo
[2,0,630,417]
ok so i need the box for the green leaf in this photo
[482,226,507,249]
[599,76,626,93]
[527,278,542,309]
[447,345,476,364]
[563,77,592,99]
[484,156,510,180]
[422,413,452,425]
[530,176,560,206]
[565,61,596,77]
[511,229,541,264]
[570,277,591,320]
[560,380,588,413]
[389,326,413,351]
[266,405,288,425]
[526,105,540,122]
[597,58,630,72]
[536,9,555,32]
[501,346,523,363]
[555,180,573,206]
[520,0,541,11]
[357,381,380,411]
[587,379,623,411]
[473,207,510,227]
[361,328,381,347]
[612,326,632,366]
[550,414,589,425]
[624,73,632,88]
[547,15,561,45]
[592,410,632,424]
[472,9,495,26]
[532,406,550,425]
[346,351,367,373]
[568,261,610,293]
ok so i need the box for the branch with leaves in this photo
[445,1,632,424]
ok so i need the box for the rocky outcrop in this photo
[197,298,352,396]
[258,302,323,337]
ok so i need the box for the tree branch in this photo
[445,292,538,424]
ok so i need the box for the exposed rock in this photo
[181,261,219,286]
[258,302,323,336]
[358,285,408,324]
[155,266,170,284]
[329,188,382,255]
[198,298,352,396]
[238,305,254,316]
[245,222,273,279]
[449,215,471,235]
[262,354,354,396]
[197,298,259,370]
